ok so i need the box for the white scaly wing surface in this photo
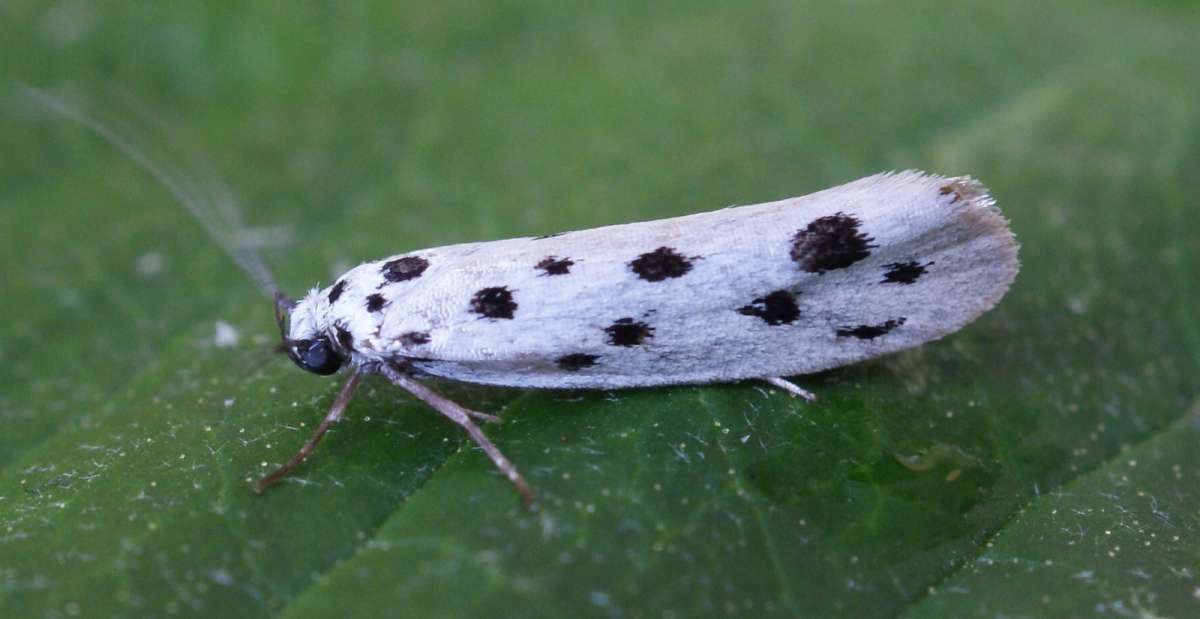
[296,171,1017,389]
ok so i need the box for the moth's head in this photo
[275,291,344,376]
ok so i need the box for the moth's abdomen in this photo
[319,171,1016,389]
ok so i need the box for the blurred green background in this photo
[2,1,1198,617]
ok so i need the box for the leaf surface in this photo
[2,1,1198,617]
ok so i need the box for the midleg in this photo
[379,363,534,508]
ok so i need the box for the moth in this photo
[28,86,1019,507]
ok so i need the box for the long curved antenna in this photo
[17,83,287,302]
[274,292,295,341]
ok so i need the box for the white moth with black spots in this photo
[282,171,1017,505]
[29,87,1018,508]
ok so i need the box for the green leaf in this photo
[904,406,1200,618]
[2,0,1198,617]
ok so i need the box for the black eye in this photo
[289,337,343,375]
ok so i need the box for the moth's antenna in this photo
[17,83,288,303]
[274,292,295,342]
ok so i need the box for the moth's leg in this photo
[395,365,499,423]
[463,408,502,423]
[255,370,365,492]
[762,377,817,402]
[380,363,535,508]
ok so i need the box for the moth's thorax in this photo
[287,258,428,366]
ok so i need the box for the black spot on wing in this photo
[882,261,932,284]
[629,247,693,282]
[791,213,876,273]
[536,256,574,276]
[939,184,964,202]
[365,293,387,312]
[556,353,599,371]
[533,232,567,240]
[605,317,654,346]
[836,318,906,340]
[737,290,800,325]
[470,286,517,319]
[328,280,346,303]
[381,256,429,283]
[335,325,355,351]
[398,331,430,346]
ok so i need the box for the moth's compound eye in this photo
[289,337,343,375]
